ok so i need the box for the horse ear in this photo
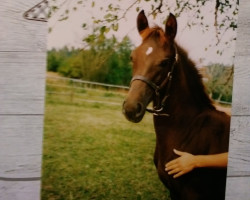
[165,13,177,40]
[137,10,149,34]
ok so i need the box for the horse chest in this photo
[153,116,213,170]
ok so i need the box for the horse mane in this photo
[176,45,215,110]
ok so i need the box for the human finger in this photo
[173,171,185,178]
[167,167,181,175]
[165,163,178,171]
[173,149,185,156]
[165,159,177,168]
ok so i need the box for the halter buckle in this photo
[146,107,170,117]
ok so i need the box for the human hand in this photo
[165,149,196,178]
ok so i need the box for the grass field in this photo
[42,75,231,200]
[41,90,170,200]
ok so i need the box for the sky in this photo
[48,0,238,66]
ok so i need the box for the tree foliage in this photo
[203,64,233,102]
[47,36,133,85]
[49,0,239,48]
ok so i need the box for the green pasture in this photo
[42,86,170,199]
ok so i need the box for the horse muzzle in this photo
[122,100,146,123]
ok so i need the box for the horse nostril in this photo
[123,100,145,123]
[135,102,144,117]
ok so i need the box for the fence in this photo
[46,75,129,90]
[46,75,231,106]
[46,75,130,106]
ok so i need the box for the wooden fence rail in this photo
[46,75,130,90]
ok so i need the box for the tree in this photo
[47,47,73,72]
[204,63,233,102]
[47,36,133,85]
[102,36,133,85]
[47,48,61,72]
[80,35,133,85]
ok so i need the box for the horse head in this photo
[123,10,178,123]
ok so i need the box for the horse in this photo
[122,10,230,200]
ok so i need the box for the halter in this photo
[130,47,178,116]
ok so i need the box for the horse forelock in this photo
[140,26,167,44]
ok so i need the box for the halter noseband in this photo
[130,47,178,117]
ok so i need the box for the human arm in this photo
[165,149,228,178]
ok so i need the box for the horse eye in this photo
[159,59,169,67]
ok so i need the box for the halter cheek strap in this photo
[131,75,161,95]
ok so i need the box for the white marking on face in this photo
[146,47,153,55]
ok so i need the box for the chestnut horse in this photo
[123,10,230,200]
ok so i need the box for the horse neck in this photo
[163,47,214,118]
